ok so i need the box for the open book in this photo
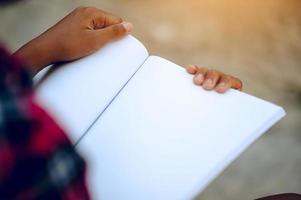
[34,36,286,200]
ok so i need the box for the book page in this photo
[34,36,149,143]
[76,56,285,200]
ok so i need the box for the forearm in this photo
[14,36,53,74]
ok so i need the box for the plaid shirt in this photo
[0,46,90,200]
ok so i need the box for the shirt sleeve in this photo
[0,46,90,200]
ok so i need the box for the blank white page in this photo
[77,56,285,200]
[34,36,148,143]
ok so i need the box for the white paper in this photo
[34,36,149,143]
[76,56,285,200]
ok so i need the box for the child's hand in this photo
[15,7,133,74]
[186,65,243,93]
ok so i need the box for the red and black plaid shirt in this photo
[0,46,90,200]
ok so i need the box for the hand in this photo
[14,7,133,74]
[186,65,243,93]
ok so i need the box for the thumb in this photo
[95,22,133,45]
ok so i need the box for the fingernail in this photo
[218,82,225,88]
[193,74,204,84]
[187,65,197,74]
[122,22,133,32]
[187,64,196,69]
[204,79,213,86]
[216,83,226,92]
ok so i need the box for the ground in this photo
[0,0,300,199]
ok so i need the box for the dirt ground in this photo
[0,0,300,199]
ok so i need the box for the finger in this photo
[229,75,243,90]
[94,22,133,46]
[186,64,198,75]
[80,7,122,29]
[215,75,232,93]
[193,66,208,85]
[93,9,123,28]
[203,70,222,90]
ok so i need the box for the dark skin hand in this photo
[14,6,242,93]
[14,7,133,74]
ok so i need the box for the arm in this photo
[14,6,133,74]
[0,46,90,199]
[1,6,132,199]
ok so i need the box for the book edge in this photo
[184,107,286,199]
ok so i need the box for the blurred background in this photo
[1,0,300,199]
